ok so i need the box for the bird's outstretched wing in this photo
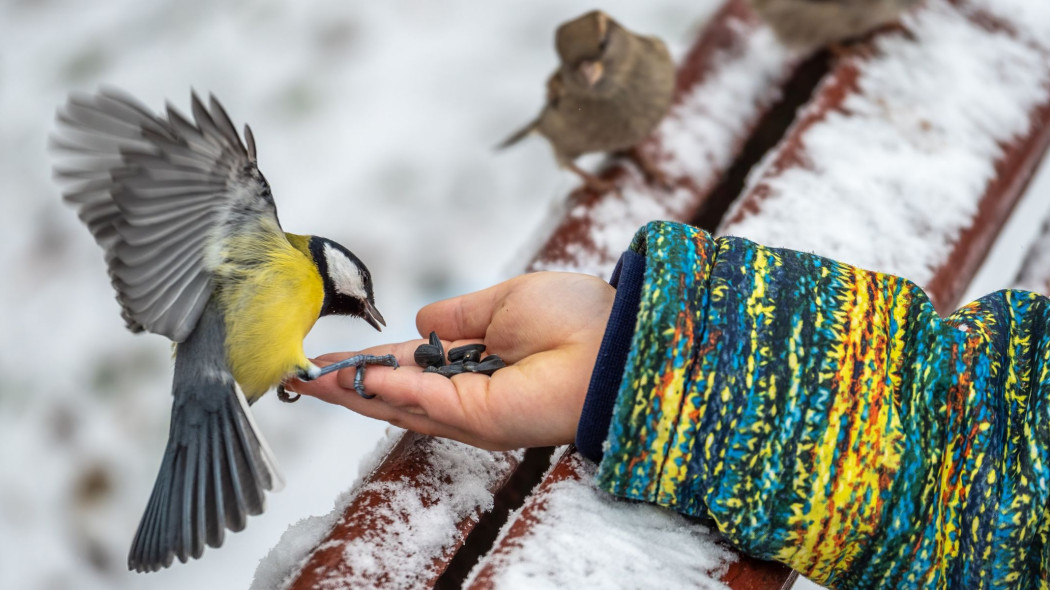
[52,88,278,342]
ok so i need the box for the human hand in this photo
[287,271,615,450]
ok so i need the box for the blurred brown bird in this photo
[498,10,675,192]
[747,0,920,52]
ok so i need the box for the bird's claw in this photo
[628,145,674,190]
[566,162,619,196]
[277,383,301,403]
[278,355,398,401]
[308,354,400,399]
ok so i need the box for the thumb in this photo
[416,279,516,341]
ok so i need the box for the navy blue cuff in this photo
[575,250,646,462]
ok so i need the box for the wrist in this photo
[575,250,646,462]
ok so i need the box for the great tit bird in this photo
[51,88,397,572]
[497,10,675,192]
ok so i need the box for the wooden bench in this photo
[276,0,1050,587]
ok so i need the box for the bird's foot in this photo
[304,354,400,399]
[628,145,673,190]
[277,383,300,403]
[871,20,914,42]
[278,365,322,403]
[582,175,619,195]
[829,20,914,59]
[568,162,619,196]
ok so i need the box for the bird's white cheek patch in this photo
[323,243,366,299]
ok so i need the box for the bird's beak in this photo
[579,60,604,88]
[363,301,386,331]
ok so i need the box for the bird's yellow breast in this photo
[215,228,323,401]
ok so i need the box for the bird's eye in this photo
[598,37,609,52]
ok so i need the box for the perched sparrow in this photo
[747,0,920,52]
[498,10,675,192]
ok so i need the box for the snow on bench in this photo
[456,0,1050,588]
[465,448,795,590]
[258,0,1050,588]
[720,0,1050,312]
[1015,218,1050,293]
[256,432,522,589]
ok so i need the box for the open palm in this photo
[289,272,615,450]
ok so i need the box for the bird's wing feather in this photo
[495,117,539,150]
[52,88,278,342]
[496,72,565,150]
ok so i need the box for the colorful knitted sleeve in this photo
[594,221,1050,589]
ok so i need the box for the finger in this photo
[286,367,354,406]
[381,412,494,449]
[320,384,487,447]
[315,354,504,444]
[288,341,417,403]
[290,360,431,420]
[364,369,523,451]
[416,278,518,341]
[365,408,510,452]
[325,339,475,392]
[311,340,422,369]
[297,336,486,403]
[293,367,507,450]
[298,346,450,406]
[363,364,486,428]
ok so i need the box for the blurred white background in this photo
[0,1,717,588]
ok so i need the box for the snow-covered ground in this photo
[0,1,717,589]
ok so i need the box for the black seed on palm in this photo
[414,331,445,368]
[448,343,486,363]
[420,341,507,379]
[414,345,444,368]
[476,355,507,375]
[436,362,465,377]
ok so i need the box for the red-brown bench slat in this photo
[287,432,522,589]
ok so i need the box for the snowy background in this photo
[3,0,1049,589]
[0,1,719,589]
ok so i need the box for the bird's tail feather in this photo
[127,382,283,572]
[495,119,539,150]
